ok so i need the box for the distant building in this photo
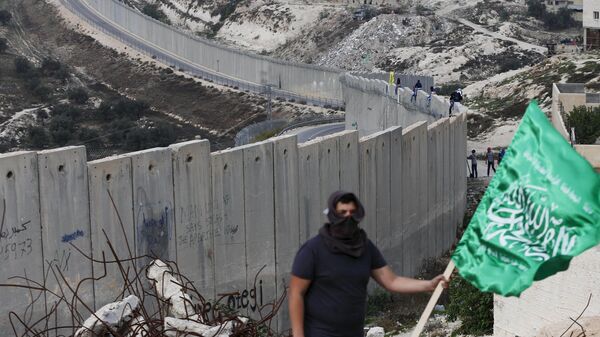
[545,0,583,21]
[583,0,600,49]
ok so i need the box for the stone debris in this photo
[71,260,254,337]
[147,259,196,318]
[366,326,385,337]
[74,295,140,337]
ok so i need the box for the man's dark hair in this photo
[337,193,358,205]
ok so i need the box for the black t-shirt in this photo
[291,235,387,337]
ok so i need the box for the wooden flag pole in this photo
[410,260,456,337]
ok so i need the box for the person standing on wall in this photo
[395,77,401,95]
[449,89,463,116]
[467,149,478,178]
[427,86,436,108]
[486,147,496,176]
[411,80,422,103]
[288,191,448,337]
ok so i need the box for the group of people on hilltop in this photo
[468,147,506,178]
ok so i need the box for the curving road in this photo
[59,0,344,108]
[285,122,346,143]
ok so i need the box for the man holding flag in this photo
[413,101,600,335]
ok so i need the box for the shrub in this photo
[49,115,76,146]
[78,127,102,146]
[142,4,171,25]
[0,38,8,53]
[151,124,176,146]
[526,0,546,18]
[567,106,600,144]
[98,98,150,121]
[52,104,82,120]
[447,274,493,336]
[68,88,89,104]
[27,126,50,148]
[14,56,32,74]
[0,10,11,25]
[107,118,135,143]
[33,85,51,101]
[41,58,61,73]
[124,127,150,150]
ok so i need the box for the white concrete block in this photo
[0,151,44,334]
[388,126,404,274]
[318,134,341,211]
[338,130,360,194]
[169,140,214,299]
[88,154,135,309]
[271,134,300,332]
[38,146,93,325]
[242,141,276,319]
[298,140,321,241]
[211,147,246,298]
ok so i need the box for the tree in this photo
[567,106,600,144]
[14,56,32,74]
[526,0,545,19]
[49,115,76,146]
[68,88,89,104]
[0,10,11,26]
[27,126,50,148]
[142,4,171,25]
[0,38,8,53]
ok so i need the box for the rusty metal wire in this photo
[1,190,290,337]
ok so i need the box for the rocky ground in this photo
[0,0,334,156]
[124,0,598,152]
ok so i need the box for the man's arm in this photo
[289,275,312,337]
[371,266,447,293]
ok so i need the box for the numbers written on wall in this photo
[0,200,34,264]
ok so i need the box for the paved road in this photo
[285,122,346,143]
[60,0,344,108]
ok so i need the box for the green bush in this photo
[27,126,50,148]
[447,274,493,336]
[0,10,11,25]
[526,0,576,30]
[33,85,51,101]
[52,104,82,120]
[0,37,8,53]
[142,4,171,25]
[567,106,600,144]
[49,115,76,146]
[98,98,150,121]
[14,56,32,74]
[107,118,135,143]
[68,88,89,104]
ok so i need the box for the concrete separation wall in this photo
[0,116,467,332]
[341,73,465,137]
[82,0,344,101]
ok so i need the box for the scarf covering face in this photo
[318,191,367,258]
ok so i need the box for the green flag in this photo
[452,100,600,296]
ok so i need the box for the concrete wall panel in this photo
[271,135,300,332]
[88,155,134,308]
[38,146,93,327]
[242,142,276,319]
[298,141,321,241]
[170,140,214,298]
[211,147,246,297]
[388,126,403,274]
[0,152,44,334]
[338,130,360,194]
[318,135,341,210]
[130,148,175,263]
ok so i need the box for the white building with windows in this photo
[583,0,600,48]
